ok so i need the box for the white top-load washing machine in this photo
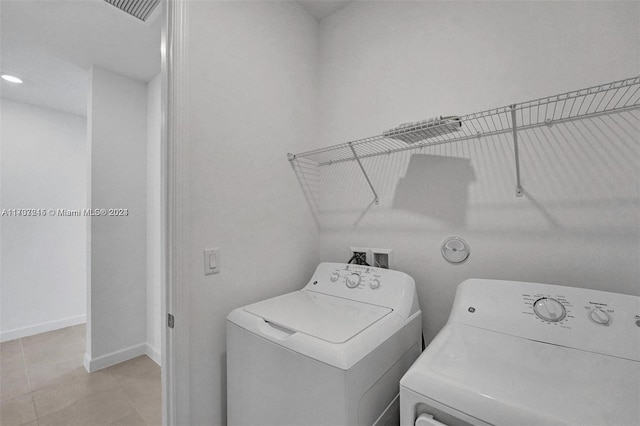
[227,262,422,426]
[400,279,640,426]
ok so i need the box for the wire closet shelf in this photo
[287,76,640,200]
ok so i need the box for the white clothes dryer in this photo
[400,279,640,425]
[227,262,422,426]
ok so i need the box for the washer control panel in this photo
[302,263,419,319]
[450,279,640,361]
[329,264,384,291]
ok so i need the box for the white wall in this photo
[175,1,638,422]
[0,99,87,342]
[179,1,320,424]
[86,66,148,370]
[316,1,640,342]
[146,73,162,364]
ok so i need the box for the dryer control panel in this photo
[450,279,640,361]
[303,263,419,320]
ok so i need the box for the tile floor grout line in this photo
[111,368,144,424]
[29,393,38,425]
[19,337,34,394]
[108,357,160,426]
[4,328,160,425]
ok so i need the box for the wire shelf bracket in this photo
[510,104,524,197]
[288,76,640,199]
[349,142,379,205]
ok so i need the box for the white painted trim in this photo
[160,1,171,424]
[83,352,91,372]
[163,0,190,425]
[0,315,86,343]
[145,0,163,27]
[146,343,162,366]
[83,342,147,372]
[86,65,94,372]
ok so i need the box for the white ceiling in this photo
[298,0,351,21]
[0,1,351,117]
[0,0,162,117]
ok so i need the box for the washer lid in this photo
[244,290,392,344]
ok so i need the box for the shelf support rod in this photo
[349,142,379,205]
[510,104,524,197]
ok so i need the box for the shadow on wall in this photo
[290,110,638,235]
[290,157,321,228]
[393,154,475,227]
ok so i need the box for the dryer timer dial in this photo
[533,297,566,322]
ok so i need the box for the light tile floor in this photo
[0,324,161,426]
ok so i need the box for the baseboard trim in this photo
[84,343,147,373]
[0,315,86,342]
[146,343,161,366]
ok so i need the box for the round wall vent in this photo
[441,236,470,264]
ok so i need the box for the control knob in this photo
[533,297,566,322]
[370,278,381,289]
[589,308,611,326]
[330,271,340,282]
[346,273,361,288]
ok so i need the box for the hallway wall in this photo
[86,66,148,370]
[1,99,87,342]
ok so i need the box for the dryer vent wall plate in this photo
[441,237,470,264]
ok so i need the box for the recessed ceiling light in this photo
[1,74,23,84]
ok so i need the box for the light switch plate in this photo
[204,248,220,275]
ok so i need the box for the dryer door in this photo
[244,290,392,343]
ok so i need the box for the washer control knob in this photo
[330,272,340,282]
[346,273,361,288]
[589,308,611,326]
[370,278,381,289]
[533,297,566,322]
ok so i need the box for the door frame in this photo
[162,0,190,424]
